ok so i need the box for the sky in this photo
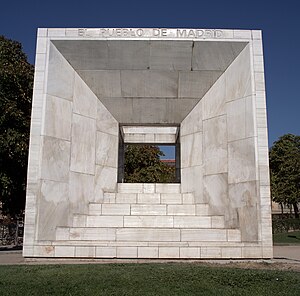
[1,0,299,158]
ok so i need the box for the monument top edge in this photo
[37,28,262,40]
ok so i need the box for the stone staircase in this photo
[54,183,242,258]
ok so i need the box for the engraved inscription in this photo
[77,28,224,39]
[177,29,223,38]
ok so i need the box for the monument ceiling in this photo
[52,40,247,124]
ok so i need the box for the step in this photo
[56,227,241,243]
[117,183,181,194]
[100,192,196,205]
[72,214,225,229]
[88,203,210,216]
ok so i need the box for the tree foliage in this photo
[269,134,300,218]
[124,145,176,183]
[0,36,34,218]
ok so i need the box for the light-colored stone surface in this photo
[117,247,137,258]
[167,205,196,216]
[24,28,271,259]
[78,70,121,97]
[42,95,72,140]
[138,247,159,258]
[118,183,144,193]
[121,70,178,98]
[96,132,118,167]
[228,138,257,183]
[155,184,181,194]
[124,133,176,144]
[178,71,222,98]
[96,247,116,258]
[56,227,69,240]
[124,216,173,228]
[73,73,97,119]
[181,100,202,136]
[73,215,86,227]
[181,132,202,168]
[89,203,102,215]
[94,166,117,201]
[222,247,242,258]
[143,184,156,193]
[173,216,211,228]
[70,113,96,175]
[180,247,200,258]
[150,41,192,70]
[102,193,116,204]
[137,193,160,204]
[96,100,118,136]
[116,193,137,204]
[202,75,226,120]
[211,216,225,228]
[181,229,227,241]
[131,205,166,216]
[226,97,254,141]
[116,228,180,242]
[182,193,195,204]
[55,246,75,257]
[159,247,179,258]
[33,245,55,257]
[100,97,200,124]
[46,43,74,100]
[37,180,69,240]
[40,136,70,182]
[195,204,210,216]
[69,172,94,214]
[203,116,227,175]
[227,229,242,242]
[101,204,130,216]
[192,41,247,71]
[181,165,203,203]
[161,193,182,204]
[225,45,252,102]
[86,215,123,227]
[69,228,115,240]
[75,246,96,257]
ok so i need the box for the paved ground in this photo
[273,245,300,261]
[0,246,299,266]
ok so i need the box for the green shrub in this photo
[272,218,300,234]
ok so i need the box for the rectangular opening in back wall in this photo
[121,144,178,183]
[118,125,180,183]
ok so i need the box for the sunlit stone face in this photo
[23,28,272,259]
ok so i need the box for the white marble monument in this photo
[23,28,272,259]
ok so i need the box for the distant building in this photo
[161,159,175,167]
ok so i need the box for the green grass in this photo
[273,231,300,244]
[0,263,299,296]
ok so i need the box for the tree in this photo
[0,36,34,218]
[269,134,300,218]
[124,145,176,183]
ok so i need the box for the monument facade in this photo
[23,28,272,258]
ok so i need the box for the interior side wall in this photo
[35,43,118,240]
[181,45,259,242]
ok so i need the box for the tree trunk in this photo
[280,203,284,218]
[293,202,299,219]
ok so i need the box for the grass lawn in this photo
[0,263,299,295]
[273,230,300,244]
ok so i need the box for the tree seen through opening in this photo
[124,145,176,183]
